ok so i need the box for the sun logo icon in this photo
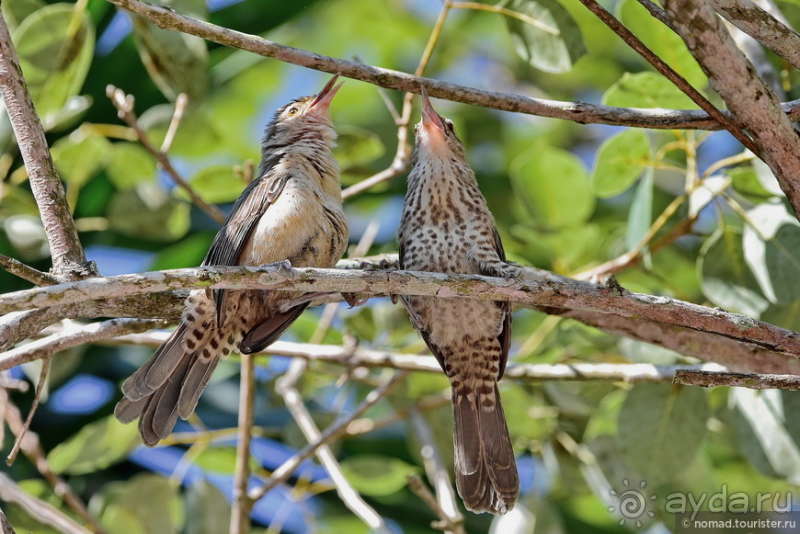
[608,479,657,527]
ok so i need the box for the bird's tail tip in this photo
[452,385,519,515]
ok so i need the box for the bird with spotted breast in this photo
[398,91,520,514]
[115,76,349,446]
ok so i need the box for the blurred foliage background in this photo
[3,0,800,532]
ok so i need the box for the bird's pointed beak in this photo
[309,74,343,114]
[419,88,448,152]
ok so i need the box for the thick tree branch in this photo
[0,13,94,281]
[104,0,800,130]
[674,370,800,389]
[711,0,800,71]
[665,0,800,216]
[2,265,799,362]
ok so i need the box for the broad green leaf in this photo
[502,383,557,442]
[95,474,183,534]
[335,125,385,171]
[729,165,773,199]
[729,389,800,484]
[502,0,586,73]
[2,0,45,30]
[603,72,697,109]
[192,447,258,474]
[761,300,800,331]
[51,128,111,188]
[47,415,140,474]
[619,0,707,87]
[626,168,652,251]
[510,145,594,229]
[698,226,768,317]
[178,165,244,204]
[742,202,800,303]
[186,481,231,534]
[42,94,92,132]
[150,232,215,270]
[13,3,95,119]
[617,384,708,484]
[591,130,649,198]
[132,0,208,100]
[752,158,785,197]
[340,455,418,496]
[107,189,191,242]
[107,143,157,190]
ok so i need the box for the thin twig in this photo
[0,472,90,534]
[674,370,800,389]
[0,389,103,533]
[0,11,93,280]
[0,507,15,534]
[576,0,760,156]
[6,357,50,465]
[450,1,558,34]
[409,411,465,534]
[160,92,188,153]
[106,85,226,224]
[407,475,464,533]
[103,0,800,130]
[248,372,408,502]
[229,354,255,534]
[0,255,57,286]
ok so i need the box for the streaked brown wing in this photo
[491,227,511,379]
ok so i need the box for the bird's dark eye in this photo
[445,119,455,132]
[287,106,299,116]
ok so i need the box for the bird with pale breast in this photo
[115,75,348,446]
[398,91,520,514]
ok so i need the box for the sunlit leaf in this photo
[591,130,650,198]
[107,188,191,242]
[340,455,418,496]
[51,127,111,188]
[335,125,385,171]
[510,145,594,229]
[177,165,244,204]
[106,142,157,190]
[502,0,586,73]
[2,0,45,29]
[729,165,773,200]
[47,415,140,474]
[626,168,652,251]
[150,232,214,270]
[186,481,231,534]
[698,226,769,317]
[95,474,183,534]
[131,0,208,100]
[13,3,95,118]
[603,72,697,109]
[618,383,708,484]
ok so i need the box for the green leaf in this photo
[617,383,709,484]
[603,72,697,109]
[13,3,95,119]
[742,202,800,304]
[729,165,773,199]
[150,232,214,270]
[619,0,707,87]
[107,143,157,190]
[618,338,680,365]
[96,474,183,534]
[2,0,45,30]
[51,127,111,188]
[591,130,650,198]
[510,145,594,229]
[626,168,652,251]
[107,188,191,242]
[47,415,140,474]
[752,158,785,197]
[131,0,208,100]
[344,307,377,342]
[502,0,586,73]
[192,446,257,474]
[186,481,231,534]
[178,165,244,204]
[335,125,385,171]
[340,455,418,496]
[698,226,769,317]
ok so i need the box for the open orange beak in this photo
[420,88,445,132]
[309,74,343,113]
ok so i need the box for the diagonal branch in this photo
[711,0,800,71]
[664,0,800,217]
[104,0,800,131]
[576,0,759,155]
[0,12,94,280]
[0,255,57,287]
[0,472,91,534]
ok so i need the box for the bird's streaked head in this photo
[260,75,343,157]
[414,89,466,160]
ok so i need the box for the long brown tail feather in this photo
[452,384,519,515]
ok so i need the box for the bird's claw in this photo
[261,259,293,274]
[342,292,367,308]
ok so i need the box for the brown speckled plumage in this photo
[399,93,519,514]
[115,77,348,446]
